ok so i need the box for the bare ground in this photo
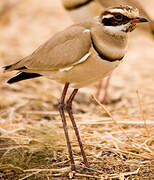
[0,0,153,179]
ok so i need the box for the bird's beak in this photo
[130,17,148,23]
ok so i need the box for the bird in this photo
[3,5,148,171]
[62,0,110,103]
[62,0,154,103]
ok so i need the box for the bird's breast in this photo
[48,47,121,88]
[90,25,127,61]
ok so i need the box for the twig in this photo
[19,170,42,180]
[75,173,101,179]
[136,90,149,136]
[20,167,71,180]
[0,164,23,173]
[92,95,131,141]
[23,167,70,173]
[116,149,152,159]
[74,168,140,179]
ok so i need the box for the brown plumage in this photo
[4,6,148,171]
[62,0,153,103]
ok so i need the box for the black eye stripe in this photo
[102,15,131,26]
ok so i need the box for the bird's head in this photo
[100,5,148,33]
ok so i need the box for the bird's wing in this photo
[5,25,92,72]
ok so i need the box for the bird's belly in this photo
[49,53,121,88]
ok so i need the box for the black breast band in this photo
[91,38,124,62]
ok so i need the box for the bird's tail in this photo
[3,56,42,83]
[7,72,41,84]
[3,55,32,72]
[3,60,26,72]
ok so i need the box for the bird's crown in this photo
[106,5,139,19]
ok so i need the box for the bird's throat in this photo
[91,24,127,61]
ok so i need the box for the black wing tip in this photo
[7,78,17,84]
[4,65,27,71]
[7,72,42,84]
[4,65,12,71]
[16,66,27,70]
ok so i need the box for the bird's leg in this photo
[101,75,111,104]
[58,83,76,171]
[66,89,90,169]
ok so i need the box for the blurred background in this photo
[0,0,153,179]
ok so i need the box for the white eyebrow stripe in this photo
[59,53,91,72]
[103,14,114,19]
[109,9,124,14]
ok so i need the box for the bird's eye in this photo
[114,14,123,21]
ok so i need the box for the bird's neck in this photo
[90,21,128,61]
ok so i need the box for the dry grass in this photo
[0,0,154,179]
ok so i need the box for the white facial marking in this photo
[103,14,114,19]
[109,9,124,14]
[104,24,128,33]
[59,66,73,72]
[94,16,101,25]
[83,29,90,33]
